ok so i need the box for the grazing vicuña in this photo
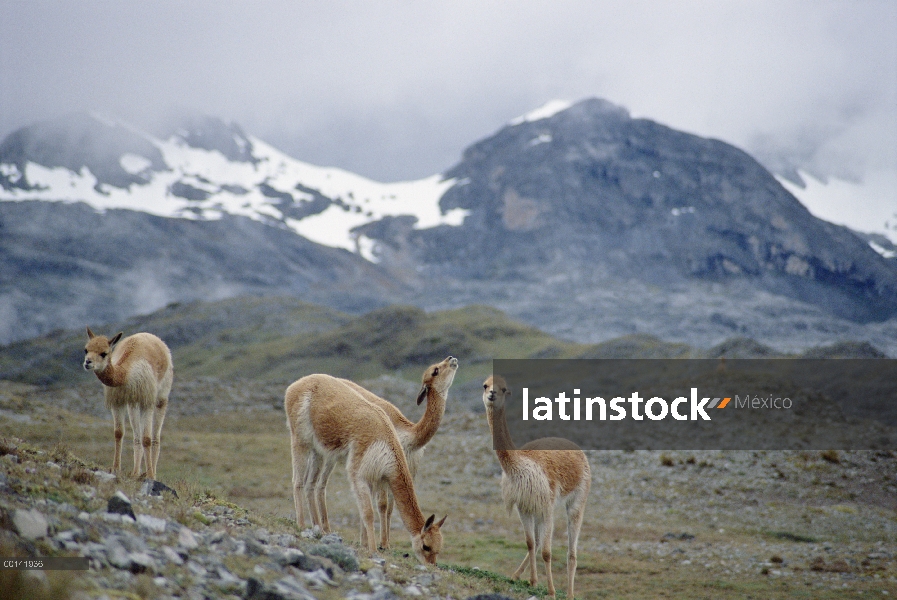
[285,373,447,564]
[336,356,458,547]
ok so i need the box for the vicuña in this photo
[83,328,174,480]
[285,373,447,564]
[336,356,458,548]
[482,375,590,598]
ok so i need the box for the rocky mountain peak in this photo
[0,112,166,191]
[160,114,257,164]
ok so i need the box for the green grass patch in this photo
[765,531,818,543]
[440,563,563,599]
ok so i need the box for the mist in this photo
[1,1,894,186]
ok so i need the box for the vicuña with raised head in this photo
[482,375,590,598]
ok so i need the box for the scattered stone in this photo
[106,492,136,520]
[128,551,156,574]
[159,545,183,566]
[11,508,49,540]
[178,527,199,550]
[214,565,244,591]
[413,572,439,586]
[272,576,316,600]
[207,530,227,544]
[663,532,695,541]
[93,470,116,483]
[272,548,306,566]
[139,479,179,498]
[403,585,423,596]
[186,560,208,578]
[299,567,337,589]
[136,514,167,533]
[105,538,132,570]
[242,535,269,556]
[246,575,316,600]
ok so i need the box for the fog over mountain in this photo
[1,100,895,353]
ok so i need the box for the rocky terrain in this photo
[1,374,896,599]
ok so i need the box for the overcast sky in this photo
[1,0,895,191]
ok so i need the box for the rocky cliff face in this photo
[366,99,897,323]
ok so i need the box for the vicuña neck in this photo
[388,447,428,533]
[409,388,447,450]
[95,364,127,387]
[487,405,518,468]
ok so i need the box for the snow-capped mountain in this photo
[2,101,897,353]
[0,112,467,262]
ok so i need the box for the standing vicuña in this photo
[482,375,590,598]
[83,328,173,480]
[285,374,447,564]
[337,356,458,548]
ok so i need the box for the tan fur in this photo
[284,374,447,564]
[84,328,173,480]
[483,376,590,599]
[334,356,458,548]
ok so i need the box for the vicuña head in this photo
[416,356,459,405]
[83,328,124,373]
[413,514,447,565]
[482,374,510,412]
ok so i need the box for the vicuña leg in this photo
[513,513,538,585]
[538,516,556,598]
[314,458,336,533]
[289,437,310,528]
[565,492,587,599]
[139,408,154,478]
[127,405,146,478]
[111,407,125,473]
[304,451,325,528]
[377,489,394,549]
[349,469,377,552]
[150,396,167,479]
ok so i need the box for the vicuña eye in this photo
[433,368,439,376]
[100,352,107,358]
[84,349,88,354]
[422,544,431,552]
[483,384,488,390]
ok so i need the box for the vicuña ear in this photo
[422,514,435,533]
[436,515,447,528]
[416,384,429,406]
[109,332,123,347]
[86,326,95,339]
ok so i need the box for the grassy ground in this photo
[2,379,896,599]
